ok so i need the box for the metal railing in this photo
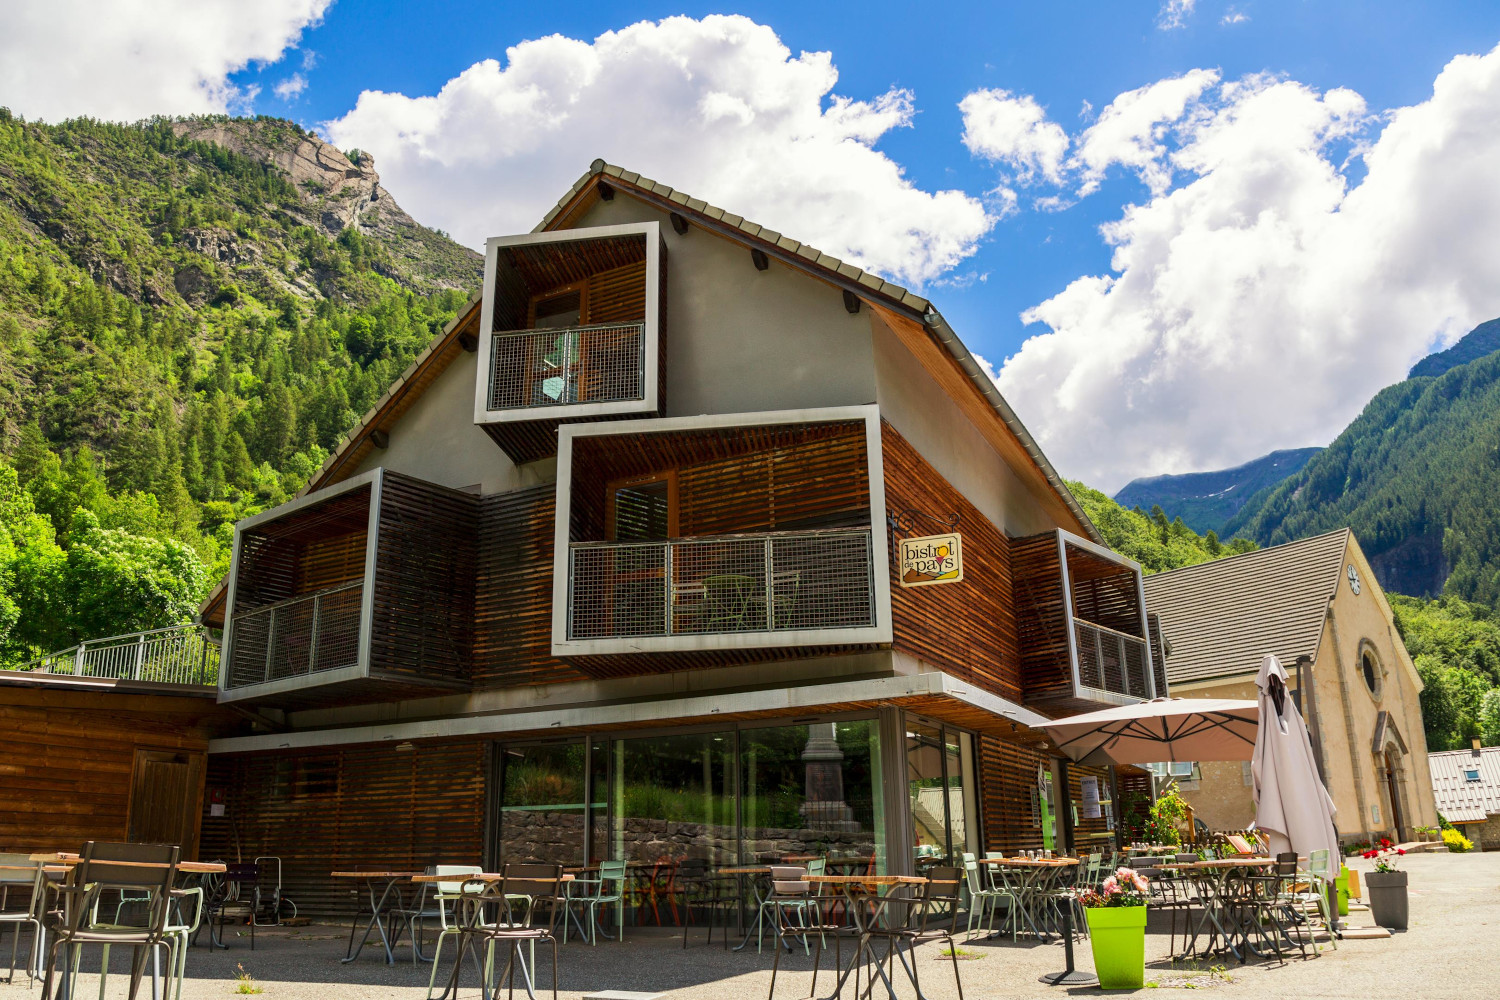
[226,582,363,689]
[567,528,875,641]
[1073,618,1153,699]
[488,322,645,411]
[15,624,220,686]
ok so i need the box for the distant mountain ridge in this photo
[1113,447,1322,537]
[1409,317,1500,379]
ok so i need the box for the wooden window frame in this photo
[604,470,679,541]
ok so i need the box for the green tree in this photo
[1479,689,1500,748]
[62,509,207,641]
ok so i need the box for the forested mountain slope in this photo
[0,111,480,660]
[1234,339,1500,603]
[1114,447,1322,537]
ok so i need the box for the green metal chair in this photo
[566,860,626,946]
[424,865,483,1000]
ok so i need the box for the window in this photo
[1361,648,1382,697]
[1462,766,1481,782]
[606,472,678,541]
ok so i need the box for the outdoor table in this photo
[978,857,1077,941]
[332,870,424,965]
[1160,858,1276,961]
[805,875,928,1000]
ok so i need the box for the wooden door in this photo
[127,750,206,858]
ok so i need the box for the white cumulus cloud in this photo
[0,0,329,122]
[273,74,308,101]
[1158,0,1198,30]
[324,15,992,287]
[959,89,1070,185]
[991,45,1500,491]
[1073,69,1220,195]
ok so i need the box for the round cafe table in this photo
[331,870,425,965]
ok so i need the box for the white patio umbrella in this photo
[1040,697,1260,767]
[1250,654,1340,861]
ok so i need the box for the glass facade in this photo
[493,719,888,874]
[906,722,979,866]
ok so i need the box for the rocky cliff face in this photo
[172,118,480,292]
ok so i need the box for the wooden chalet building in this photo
[185,162,1164,915]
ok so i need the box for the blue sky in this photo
[234,1,1500,367]
[7,1,1500,487]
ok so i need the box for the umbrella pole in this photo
[1040,758,1098,987]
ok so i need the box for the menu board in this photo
[1080,776,1102,819]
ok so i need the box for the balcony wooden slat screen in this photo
[977,735,1113,854]
[473,486,588,688]
[200,742,487,919]
[1012,532,1075,705]
[882,421,1023,703]
[231,485,372,614]
[368,472,480,687]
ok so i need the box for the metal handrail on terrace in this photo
[225,581,363,689]
[567,527,875,641]
[14,623,221,686]
[488,321,646,411]
[1072,617,1153,699]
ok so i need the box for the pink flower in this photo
[1130,874,1149,892]
[1101,875,1119,895]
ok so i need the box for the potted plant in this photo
[1362,840,1408,930]
[1077,867,1150,989]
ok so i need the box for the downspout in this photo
[1324,607,1372,839]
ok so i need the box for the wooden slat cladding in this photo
[1012,532,1074,706]
[585,261,647,324]
[1066,545,1144,637]
[0,688,223,857]
[976,735,1112,854]
[232,486,371,613]
[199,742,487,919]
[569,422,869,542]
[491,235,647,332]
[368,473,479,688]
[1147,613,1169,698]
[882,421,1022,703]
[473,486,588,689]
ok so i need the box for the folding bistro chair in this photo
[563,860,626,946]
[446,865,564,1000]
[40,841,180,1000]
[767,867,842,1000]
[0,854,48,985]
[424,865,482,1000]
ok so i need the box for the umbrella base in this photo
[1040,970,1099,986]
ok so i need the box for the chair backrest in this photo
[1274,851,1298,876]
[963,858,983,893]
[490,864,563,925]
[1307,849,1330,878]
[76,842,179,931]
[922,866,965,906]
[769,865,809,897]
[597,859,627,890]
[806,857,827,877]
[0,853,46,918]
[435,864,483,895]
[1175,853,1197,863]
[960,852,976,865]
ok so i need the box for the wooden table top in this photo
[807,874,928,886]
[977,857,1079,867]
[410,872,574,884]
[331,871,426,879]
[1159,858,1276,870]
[717,866,772,876]
[0,864,65,874]
[32,854,225,874]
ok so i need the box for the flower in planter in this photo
[1077,866,1150,908]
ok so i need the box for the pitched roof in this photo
[1143,529,1351,686]
[1428,746,1500,823]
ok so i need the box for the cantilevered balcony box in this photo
[218,468,477,707]
[474,221,666,464]
[550,406,893,669]
[1013,529,1163,714]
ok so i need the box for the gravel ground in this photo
[3,851,1493,999]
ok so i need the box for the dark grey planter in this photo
[1365,870,1409,930]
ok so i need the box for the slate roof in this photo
[1428,746,1500,823]
[1143,529,1351,686]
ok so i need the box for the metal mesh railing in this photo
[16,624,220,686]
[226,582,363,689]
[567,529,875,641]
[1074,618,1152,698]
[488,322,645,411]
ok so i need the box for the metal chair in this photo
[872,866,965,1000]
[563,860,625,946]
[961,859,1008,940]
[424,865,483,1000]
[766,867,842,1000]
[674,859,736,948]
[0,853,47,985]
[446,865,564,1000]
[40,841,180,1000]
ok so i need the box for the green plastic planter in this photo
[1085,905,1147,990]
[1336,865,1350,916]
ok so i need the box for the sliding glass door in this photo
[905,721,979,867]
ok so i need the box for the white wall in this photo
[575,198,880,416]
[870,310,1059,538]
[352,348,553,494]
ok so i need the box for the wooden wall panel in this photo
[472,486,587,689]
[200,742,488,919]
[369,473,479,687]
[0,688,223,857]
[882,421,1023,702]
[1011,532,1073,705]
[976,734,1113,855]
